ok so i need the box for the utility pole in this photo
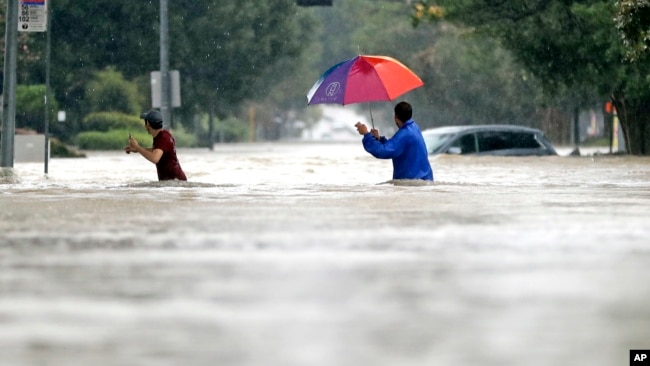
[44,0,52,174]
[1,0,18,168]
[160,0,171,130]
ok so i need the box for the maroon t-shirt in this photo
[153,130,187,181]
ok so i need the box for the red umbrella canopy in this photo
[307,55,424,105]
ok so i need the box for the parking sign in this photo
[18,0,48,32]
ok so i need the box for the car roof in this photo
[422,124,545,135]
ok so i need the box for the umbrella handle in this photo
[369,102,375,129]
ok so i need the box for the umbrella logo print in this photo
[325,82,341,97]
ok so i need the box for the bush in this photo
[215,117,249,143]
[582,136,609,147]
[171,128,197,148]
[76,128,196,150]
[82,112,143,132]
[77,129,146,150]
[51,138,86,158]
[16,84,59,132]
[85,67,141,115]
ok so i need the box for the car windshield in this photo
[422,132,454,154]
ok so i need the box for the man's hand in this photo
[124,136,141,154]
[370,128,380,140]
[355,122,369,135]
[128,136,141,150]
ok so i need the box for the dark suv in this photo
[422,125,557,156]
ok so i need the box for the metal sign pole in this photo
[44,0,51,174]
[1,0,19,168]
[160,0,171,130]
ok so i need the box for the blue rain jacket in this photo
[362,119,434,181]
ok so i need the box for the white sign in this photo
[150,71,182,108]
[18,0,48,32]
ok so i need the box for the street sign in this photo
[150,71,181,108]
[18,0,48,32]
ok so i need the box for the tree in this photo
[85,68,141,116]
[616,0,650,62]
[2,0,315,140]
[15,84,58,132]
[412,0,650,155]
[171,0,317,118]
[311,0,545,131]
[38,0,159,137]
[3,0,561,143]
[615,0,650,154]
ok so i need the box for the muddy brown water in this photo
[1,142,649,366]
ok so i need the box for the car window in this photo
[476,131,543,152]
[450,133,477,154]
[511,132,544,149]
[423,133,454,153]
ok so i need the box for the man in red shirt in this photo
[124,109,187,181]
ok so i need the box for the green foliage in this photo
[310,0,544,129]
[410,29,543,127]
[50,139,86,158]
[82,112,143,133]
[76,129,142,150]
[582,136,610,147]
[15,85,59,133]
[411,1,621,104]
[173,0,316,118]
[78,108,196,150]
[188,113,249,145]
[411,0,650,154]
[38,1,159,133]
[49,1,159,80]
[3,0,315,140]
[7,0,650,152]
[214,117,250,143]
[615,0,650,62]
[234,7,321,137]
[85,68,141,115]
[76,128,196,150]
[169,125,197,148]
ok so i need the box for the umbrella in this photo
[306,55,424,127]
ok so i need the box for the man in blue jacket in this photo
[355,101,434,181]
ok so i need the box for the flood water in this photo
[1,141,649,366]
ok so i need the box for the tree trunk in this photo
[538,107,571,145]
[611,95,650,155]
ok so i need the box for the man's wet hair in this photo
[394,101,412,122]
[146,119,163,129]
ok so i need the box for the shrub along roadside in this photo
[51,139,86,158]
[82,112,143,132]
[76,129,196,150]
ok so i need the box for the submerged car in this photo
[422,125,557,156]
